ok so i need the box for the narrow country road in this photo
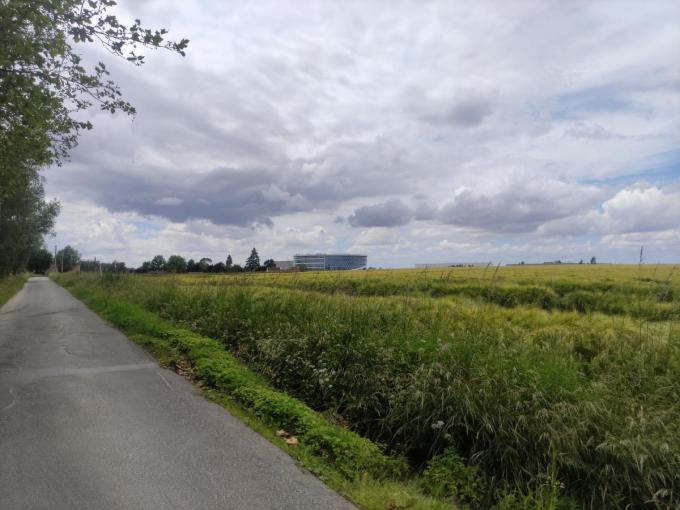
[0,277,355,510]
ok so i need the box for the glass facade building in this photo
[293,254,367,271]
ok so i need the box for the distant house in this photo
[414,262,490,268]
[293,254,367,271]
[274,260,295,271]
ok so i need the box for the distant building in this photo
[274,260,295,271]
[294,253,367,271]
[415,262,491,268]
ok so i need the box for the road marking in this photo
[156,370,175,391]
[0,362,158,383]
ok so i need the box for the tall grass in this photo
[0,274,26,308]
[178,265,679,320]
[58,267,679,508]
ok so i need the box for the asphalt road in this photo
[0,277,355,510]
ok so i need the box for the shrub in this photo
[420,448,485,506]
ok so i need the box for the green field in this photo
[56,265,679,509]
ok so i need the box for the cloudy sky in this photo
[46,0,680,267]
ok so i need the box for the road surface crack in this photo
[0,387,17,414]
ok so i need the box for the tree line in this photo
[0,1,187,277]
[23,245,280,275]
[135,248,276,273]
[21,244,80,274]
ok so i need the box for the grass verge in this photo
[0,274,27,308]
[53,275,455,510]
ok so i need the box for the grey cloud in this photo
[445,97,493,127]
[348,199,413,227]
[413,202,438,221]
[52,166,285,227]
[437,182,604,233]
[417,91,493,128]
[51,134,415,228]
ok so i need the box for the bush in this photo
[27,248,53,274]
[420,448,485,506]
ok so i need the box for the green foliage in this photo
[150,254,166,272]
[26,247,53,274]
[0,0,188,164]
[55,245,80,272]
[0,0,187,276]
[421,449,485,506]
[0,165,59,276]
[165,255,187,273]
[80,259,126,273]
[0,274,26,307]
[245,247,260,271]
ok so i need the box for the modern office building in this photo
[293,253,367,271]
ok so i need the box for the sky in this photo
[45,0,680,267]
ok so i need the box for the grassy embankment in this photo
[0,274,27,308]
[55,265,679,509]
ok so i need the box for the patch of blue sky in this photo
[548,83,652,120]
[579,149,680,186]
[128,219,166,236]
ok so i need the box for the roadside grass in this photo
[54,269,680,509]
[0,274,27,308]
[53,275,456,510]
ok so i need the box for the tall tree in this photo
[0,165,59,275]
[165,255,187,273]
[56,245,80,272]
[245,248,260,272]
[150,254,166,272]
[198,257,212,272]
[186,258,197,272]
[0,1,187,275]
[226,254,233,270]
[26,247,54,274]
[1,0,188,165]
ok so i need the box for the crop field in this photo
[57,265,679,509]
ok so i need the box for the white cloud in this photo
[44,0,680,266]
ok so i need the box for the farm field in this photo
[56,265,679,509]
